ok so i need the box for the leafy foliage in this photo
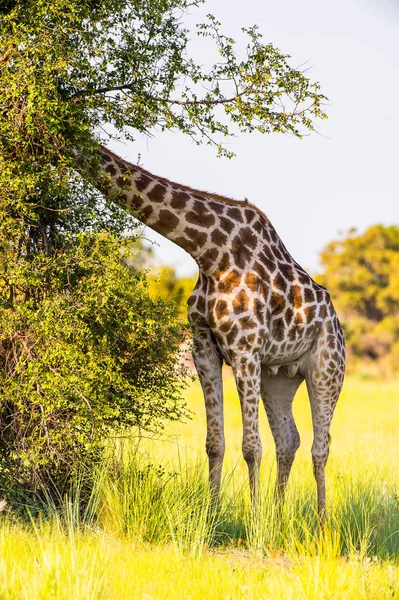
[318,225,399,372]
[0,234,189,495]
[1,0,327,165]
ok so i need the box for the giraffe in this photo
[77,145,345,520]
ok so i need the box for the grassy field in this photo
[1,373,399,599]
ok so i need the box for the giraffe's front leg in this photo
[192,331,224,501]
[231,355,262,504]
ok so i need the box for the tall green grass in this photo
[1,374,399,598]
[16,437,398,561]
[1,444,399,599]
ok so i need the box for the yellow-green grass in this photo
[1,373,399,599]
[2,522,399,600]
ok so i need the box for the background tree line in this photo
[319,224,399,375]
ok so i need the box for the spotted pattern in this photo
[87,145,346,519]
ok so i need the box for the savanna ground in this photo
[2,372,399,599]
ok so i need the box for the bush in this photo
[0,233,189,500]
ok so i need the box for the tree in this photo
[0,0,328,498]
[318,225,399,371]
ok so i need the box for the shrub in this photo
[0,233,189,500]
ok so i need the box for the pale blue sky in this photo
[110,0,399,277]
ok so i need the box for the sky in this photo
[110,0,399,278]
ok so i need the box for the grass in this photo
[1,373,399,598]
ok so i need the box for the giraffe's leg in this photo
[231,356,262,504]
[192,331,224,500]
[306,344,345,523]
[260,368,304,506]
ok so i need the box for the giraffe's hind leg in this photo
[260,368,304,505]
[306,323,345,522]
[306,372,344,523]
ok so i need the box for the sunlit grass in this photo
[1,515,399,599]
[1,373,399,598]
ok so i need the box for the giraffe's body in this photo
[81,145,345,518]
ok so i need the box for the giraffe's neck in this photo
[86,145,226,264]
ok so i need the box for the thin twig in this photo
[0,47,12,64]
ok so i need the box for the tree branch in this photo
[67,82,136,99]
[67,81,253,106]
[0,47,12,64]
